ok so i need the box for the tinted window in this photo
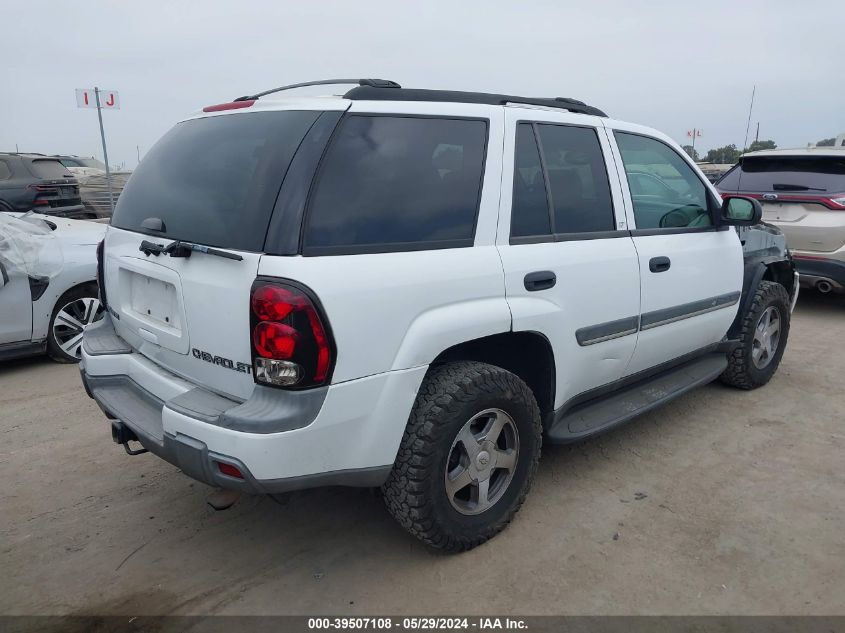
[111,110,320,252]
[59,159,83,168]
[537,124,615,233]
[0,160,10,180]
[717,156,845,193]
[511,123,551,237]
[304,116,487,252]
[28,159,71,180]
[615,132,712,230]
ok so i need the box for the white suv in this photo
[81,79,797,551]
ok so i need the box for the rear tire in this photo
[382,361,542,552]
[720,281,790,389]
[47,284,104,363]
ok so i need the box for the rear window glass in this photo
[111,110,321,251]
[29,159,71,179]
[303,115,487,254]
[536,124,615,233]
[718,156,845,193]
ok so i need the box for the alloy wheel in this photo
[444,408,520,515]
[751,306,781,370]
[52,297,104,359]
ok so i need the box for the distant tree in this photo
[746,139,777,152]
[703,144,741,164]
[681,145,700,161]
[816,138,836,147]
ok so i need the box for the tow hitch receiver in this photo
[111,420,149,456]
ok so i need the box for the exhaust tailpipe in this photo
[816,280,833,294]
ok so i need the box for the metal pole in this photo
[691,128,697,155]
[94,87,115,214]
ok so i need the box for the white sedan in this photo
[0,213,106,362]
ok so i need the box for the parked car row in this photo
[0,152,129,220]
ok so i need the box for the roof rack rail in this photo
[234,78,401,102]
[343,86,607,117]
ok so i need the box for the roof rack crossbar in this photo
[235,78,401,102]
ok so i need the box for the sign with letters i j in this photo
[76,88,120,109]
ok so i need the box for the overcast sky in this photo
[3,0,843,167]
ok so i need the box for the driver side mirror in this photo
[721,196,762,226]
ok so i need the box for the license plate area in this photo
[111,257,190,355]
[761,202,809,223]
[128,270,182,330]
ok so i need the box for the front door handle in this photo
[649,256,671,273]
[524,271,556,291]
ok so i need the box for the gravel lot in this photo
[1,291,843,616]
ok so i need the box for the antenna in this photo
[742,85,756,151]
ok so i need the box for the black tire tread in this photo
[382,361,541,552]
[720,280,790,390]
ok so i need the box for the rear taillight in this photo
[96,240,107,308]
[249,279,334,389]
[726,191,845,210]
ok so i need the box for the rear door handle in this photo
[524,271,556,291]
[649,256,671,273]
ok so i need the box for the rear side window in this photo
[511,124,551,237]
[0,160,11,180]
[536,124,615,234]
[717,156,845,193]
[510,122,615,240]
[303,115,487,254]
[111,110,321,252]
[28,159,71,179]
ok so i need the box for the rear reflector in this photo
[216,462,245,479]
[202,100,255,113]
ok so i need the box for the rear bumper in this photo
[793,253,845,293]
[80,316,426,494]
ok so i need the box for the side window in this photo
[614,132,712,230]
[0,160,11,180]
[536,124,616,234]
[511,124,551,238]
[303,115,487,253]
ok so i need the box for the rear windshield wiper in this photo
[772,183,826,192]
[139,239,243,261]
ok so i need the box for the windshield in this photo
[718,155,845,193]
[111,110,321,252]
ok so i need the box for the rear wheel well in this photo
[430,332,555,418]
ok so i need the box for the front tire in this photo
[47,284,104,363]
[720,281,791,389]
[382,361,542,552]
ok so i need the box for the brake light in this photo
[249,280,334,388]
[202,100,255,113]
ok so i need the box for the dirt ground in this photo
[1,291,843,616]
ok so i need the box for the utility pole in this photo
[755,122,760,144]
[136,145,141,166]
[94,87,116,214]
